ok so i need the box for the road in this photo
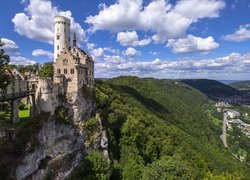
[220,113,228,148]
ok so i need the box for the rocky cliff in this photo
[13,91,106,180]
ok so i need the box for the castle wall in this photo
[36,78,59,115]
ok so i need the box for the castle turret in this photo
[54,16,71,61]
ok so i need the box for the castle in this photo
[36,16,94,114]
[0,15,94,120]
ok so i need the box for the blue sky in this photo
[0,0,250,80]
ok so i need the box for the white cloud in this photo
[91,48,104,58]
[117,31,151,46]
[12,0,86,44]
[32,49,53,59]
[10,56,36,65]
[104,55,124,62]
[123,47,141,57]
[150,51,160,56]
[167,35,219,54]
[86,0,225,43]
[87,43,96,50]
[1,38,19,52]
[95,52,250,80]
[103,47,120,54]
[223,24,250,42]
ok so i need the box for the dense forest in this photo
[72,76,250,179]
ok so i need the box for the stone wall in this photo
[36,78,60,115]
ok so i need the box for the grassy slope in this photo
[180,79,241,98]
[230,81,250,91]
[95,76,249,179]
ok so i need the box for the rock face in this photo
[15,91,97,180]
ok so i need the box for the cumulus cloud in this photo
[32,49,53,59]
[95,52,250,79]
[86,0,225,43]
[12,0,86,44]
[91,48,105,58]
[10,56,36,65]
[1,38,19,52]
[104,55,124,61]
[123,47,141,57]
[103,47,120,54]
[167,35,219,54]
[117,31,151,46]
[87,43,96,50]
[223,24,250,42]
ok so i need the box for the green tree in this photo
[38,62,53,79]
[142,155,196,180]
[204,171,243,180]
[0,39,10,89]
[70,150,111,180]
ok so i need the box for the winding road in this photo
[220,113,228,148]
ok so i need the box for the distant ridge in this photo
[229,80,250,91]
[218,80,239,84]
[180,79,241,98]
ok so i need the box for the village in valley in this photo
[216,99,250,161]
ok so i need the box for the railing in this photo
[0,91,35,102]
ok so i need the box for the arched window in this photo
[57,35,60,40]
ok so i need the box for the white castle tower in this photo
[54,16,71,61]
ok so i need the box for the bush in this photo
[69,150,111,180]
[55,105,70,124]
[85,117,99,146]
[18,102,26,110]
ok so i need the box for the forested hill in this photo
[230,80,250,91]
[82,76,249,179]
[181,79,241,98]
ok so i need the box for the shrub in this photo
[55,105,70,124]
[18,102,26,110]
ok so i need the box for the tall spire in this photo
[73,32,76,47]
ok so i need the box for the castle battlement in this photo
[54,16,71,25]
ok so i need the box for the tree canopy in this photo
[0,40,10,89]
[38,62,54,79]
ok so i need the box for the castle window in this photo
[64,69,67,74]
[57,45,59,50]
[57,35,60,40]
[70,68,74,74]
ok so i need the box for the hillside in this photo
[230,81,250,91]
[180,79,241,98]
[71,76,249,179]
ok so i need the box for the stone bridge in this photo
[0,91,36,124]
